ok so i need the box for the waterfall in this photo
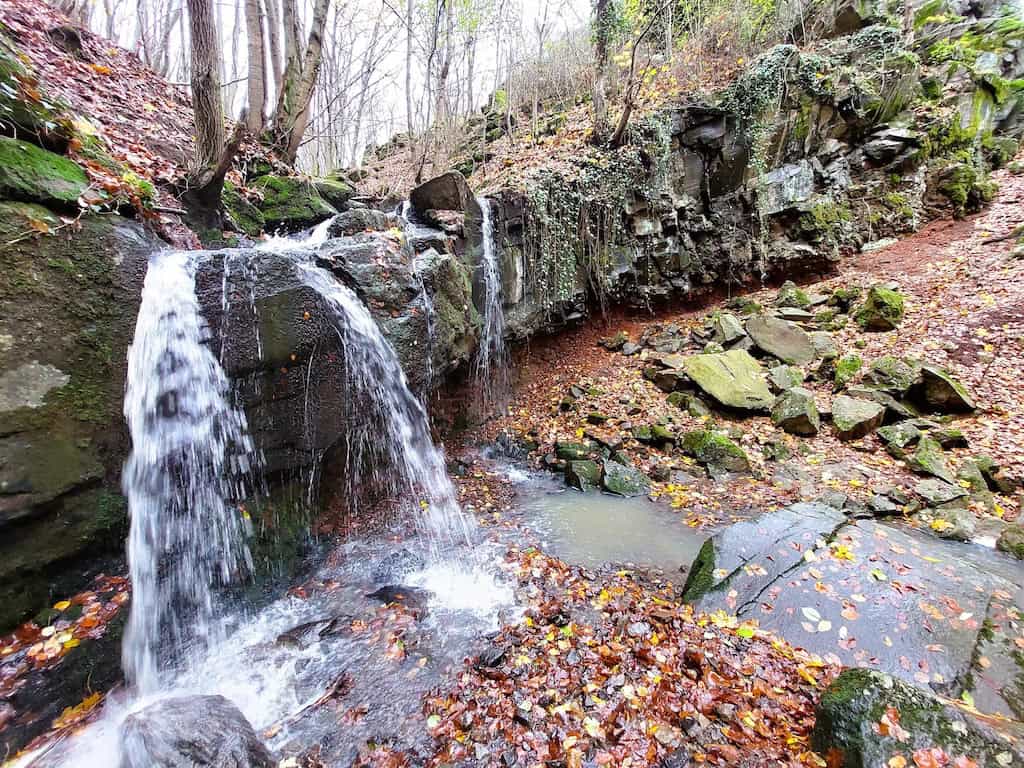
[121,252,257,695]
[295,262,475,554]
[474,196,509,411]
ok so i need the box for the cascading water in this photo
[295,262,474,554]
[473,196,510,411]
[121,251,257,695]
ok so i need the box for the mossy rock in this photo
[997,524,1024,560]
[0,136,87,208]
[0,35,73,147]
[566,459,602,490]
[682,350,773,412]
[555,441,592,461]
[906,435,955,483]
[812,668,1024,768]
[601,460,650,497]
[771,387,820,436]
[832,395,885,440]
[833,354,862,391]
[680,429,751,475]
[251,174,337,232]
[223,181,265,237]
[775,280,810,309]
[0,201,163,630]
[936,162,997,216]
[313,177,355,209]
[855,285,905,331]
[864,355,921,394]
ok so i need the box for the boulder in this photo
[409,170,481,220]
[845,385,919,421]
[745,315,816,365]
[756,161,814,215]
[771,387,820,435]
[812,669,1024,768]
[119,695,275,768]
[327,208,398,236]
[863,356,921,395]
[710,312,746,344]
[0,137,87,208]
[601,460,650,497]
[921,505,976,541]
[913,364,976,413]
[876,421,922,458]
[809,331,838,361]
[251,174,337,232]
[679,429,751,476]
[906,436,955,484]
[855,285,905,331]
[832,396,885,440]
[314,177,355,209]
[566,460,602,490]
[682,350,773,411]
[555,441,592,461]
[974,455,1021,494]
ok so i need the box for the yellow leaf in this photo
[53,600,71,611]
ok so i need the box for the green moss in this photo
[680,429,750,472]
[223,181,265,237]
[938,163,997,215]
[0,136,87,207]
[798,198,853,246]
[681,538,718,602]
[834,354,862,390]
[252,174,337,231]
[855,285,904,331]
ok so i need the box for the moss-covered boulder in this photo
[555,441,593,461]
[833,354,862,391]
[680,429,751,475]
[0,201,163,630]
[682,350,773,411]
[877,421,922,458]
[0,137,87,208]
[775,280,811,309]
[223,181,265,237]
[314,177,355,209]
[771,387,820,435]
[601,460,650,497]
[565,459,601,490]
[855,285,905,331]
[812,668,1024,768]
[768,364,804,393]
[832,395,885,440]
[251,174,337,232]
[863,356,922,395]
[906,435,955,484]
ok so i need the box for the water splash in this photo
[473,196,509,412]
[295,261,475,555]
[121,252,258,695]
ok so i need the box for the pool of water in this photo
[507,471,710,584]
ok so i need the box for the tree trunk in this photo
[265,0,284,91]
[434,0,454,125]
[187,0,226,180]
[244,0,268,131]
[591,0,613,139]
[270,0,331,163]
[405,0,414,134]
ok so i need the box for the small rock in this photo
[768,364,804,393]
[922,506,976,541]
[555,441,592,461]
[680,429,751,476]
[778,307,815,321]
[621,342,641,356]
[828,286,861,312]
[775,280,811,309]
[602,460,651,497]
[996,524,1024,559]
[832,354,862,391]
[876,421,923,458]
[832,396,885,440]
[586,411,610,425]
[710,312,746,344]
[863,356,921,394]
[809,331,838,361]
[915,477,967,506]
[914,364,976,413]
[566,460,602,490]
[599,331,629,351]
[745,315,816,365]
[771,387,820,436]
[855,285,905,331]
[974,455,1021,494]
[906,436,956,484]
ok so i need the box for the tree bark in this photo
[265,0,284,91]
[405,0,414,134]
[244,0,268,131]
[187,0,226,188]
[591,0,613,139]
[270,0,331,163]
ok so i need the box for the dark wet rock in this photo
[832,396,885,440]
[680,429,751,477]
[276,616,353,649]
[372,549,426,584]
[251,174,337,232]
[586,412,609,425]
[647,367,690,393]
[964,589,1024,720]
[410,170,480,219]
[932,425,968,449]
[681,350,773,411]
[913,364,976,413]
[775,280,811,309]
[996,524,1024,559]
[566,460,602,490]
[906,436,955,484]
[771,387,820,436]
[366,585,430,617]
[812,669,1024,768]
[863,356,921,395]
[745,315,816,365]
[601,460,651,497]
[854,285,905,331]
[327,208,398,236]
[119,695,275,768]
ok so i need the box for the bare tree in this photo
[245,0,269,130]
[591,0,615,139]
[269,0,332,163]
[609,0,671,146]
